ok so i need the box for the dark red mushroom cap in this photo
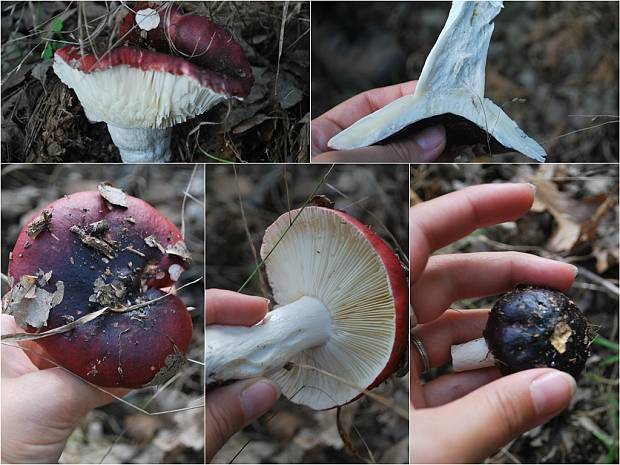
[55,44,251,99]
[6,190,193,388]
[119,2,253,97]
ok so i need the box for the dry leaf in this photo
[532,179,598,252]
[166,241,191,261]
[98,182,128,208]
[144,235,165,253]
[3,274,64,328]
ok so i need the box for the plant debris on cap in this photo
[98,182,128,208]
[483,285,591,378]
[4,190,193,388]
[2,271,64,329]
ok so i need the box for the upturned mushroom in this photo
[327,1,547,162]
[53,2,253,162]
[451,286,591,378]
[3,185,193,388]
[206,205,407,410]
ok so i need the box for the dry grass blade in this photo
[236,165,335,293]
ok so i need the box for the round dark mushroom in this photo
[483,285,591,378]
[451,285,591,378]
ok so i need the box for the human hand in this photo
[1,314,128,463]
[311,81,446,163]
[205,289,280,463]
[410,183,578,463]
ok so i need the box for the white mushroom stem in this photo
[327,1,547,162]
[206,296,332,384]
[106,125,172,163]
[451,337,496,372]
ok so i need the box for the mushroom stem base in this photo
[107,125,172,163]
[206,296,332,384]
[451,337,496,372]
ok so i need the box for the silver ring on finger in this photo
[411,330,430,374]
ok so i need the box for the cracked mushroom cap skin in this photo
[483,285,590,379]
[7,191,193,388]
[260,206,408,410]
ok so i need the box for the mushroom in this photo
[3,188,193,388]
[451,286,591,378]
[206,206,407,410]
[53,2,253,163]
[327,1,547,162]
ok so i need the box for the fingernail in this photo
[526,182,537,193]
[415,126,445,151]
[240,380,279,420]
[570,264,579,277]
[530,371,576,416]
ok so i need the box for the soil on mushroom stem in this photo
[206,165,409,463]
[1,164,205,464]
[411,164,619,464]
[1,1,309,162]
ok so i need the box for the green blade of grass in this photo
[593,335,620,352]
[601,354,620,366]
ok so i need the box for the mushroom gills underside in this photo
[261,207,398,409]
[53,60,229,128]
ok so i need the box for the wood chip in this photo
[70,225,116,259]
[26,209,52,239]
[86,219,109,235]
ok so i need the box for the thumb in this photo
[206,378,280,462]
[312,125,446,163]
[412,368,576,463]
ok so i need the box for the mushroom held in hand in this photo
[206,206,407,410]
[3,186,193,388]
[451,286,591,378]
[328,1,547,162]
[53,3,253,162]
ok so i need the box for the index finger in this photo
[312,81,417,155]
[410,183,536,283]
[205,288,269,326]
